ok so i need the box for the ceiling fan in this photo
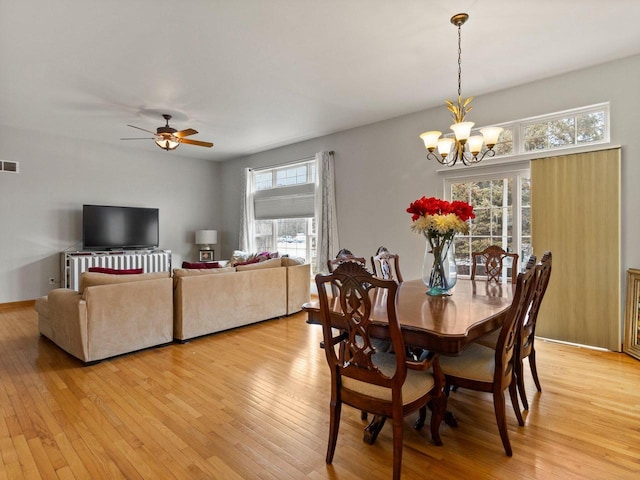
[121,114,214,151]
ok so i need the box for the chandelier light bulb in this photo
[437,138,455,158]
[420,131,442,151]
[450,121,475,142]
[480,126,504,147]
[467,135,485,155]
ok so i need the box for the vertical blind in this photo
[531,148,621,351]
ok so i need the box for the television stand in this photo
[62,249,172,290]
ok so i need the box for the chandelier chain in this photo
[457,22,462,99]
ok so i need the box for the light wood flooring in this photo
[1,306,639,479]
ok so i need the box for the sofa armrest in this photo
[82,277,173,361]
[286,263,311,314]
[47,288,89,361]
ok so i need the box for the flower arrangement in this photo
[407,196,475,236]
[407,196,475,295]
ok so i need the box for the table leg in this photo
[363,415,386,444]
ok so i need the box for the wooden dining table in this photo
[303,278,515,356]
[303,277,515,439]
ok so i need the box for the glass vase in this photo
[422,233,457,296]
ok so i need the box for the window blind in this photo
[254,183,315,220]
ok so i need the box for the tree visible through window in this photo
[448,172,530,278]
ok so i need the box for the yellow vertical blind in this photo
[531,148,621,351]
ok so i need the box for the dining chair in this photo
[371,246,403,283]
[515,251,552,409]
[474,253,536,346]
[471,245,520,284]
[476,252,551,411]
[327,248,367,272]
[438,266,539,456]
[315,261,446,480]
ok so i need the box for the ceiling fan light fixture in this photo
[154,134,180,151]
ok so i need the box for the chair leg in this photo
[429,394,446,446]
[529,349,542,392]
[509,379,525,427]
[515,358,529,411]
[391,416,404,480]
[414,406,426,430]
[326,400,341,464]
[493,390,513,457]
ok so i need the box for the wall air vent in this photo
[1,161,19,173]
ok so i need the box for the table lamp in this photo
[195,230,217,261]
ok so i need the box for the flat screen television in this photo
[82,204,159,250]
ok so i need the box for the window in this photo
[251,160,317,269]
[446,170,531,279]
[462,103,609,160]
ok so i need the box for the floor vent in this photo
[1,161,19,173]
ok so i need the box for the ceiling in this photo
[2,0,640,162]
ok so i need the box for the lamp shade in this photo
[450,121,475,141]
[480,126,504,147]
[420,131,442,151]
[195,230,217,246]
[154,134,180,151]
[467,135,485,155]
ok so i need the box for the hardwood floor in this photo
[1,306,639,479]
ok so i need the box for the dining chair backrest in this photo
[494,266,539,391]
[371,246,403,283]
[520,252,552,357]
[514,251,552,408]
[524,254,537,271]
[327,248,367,273]
[316,261,406,386]
[471,245,520,284]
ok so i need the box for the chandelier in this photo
[420,13,503,167]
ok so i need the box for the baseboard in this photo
[0,299,36,311]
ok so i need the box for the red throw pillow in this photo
[234,258,261,266]
[181,261,220,269]
[88,267,143,275]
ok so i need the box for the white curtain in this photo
[314,151,339,274]
[239,167,255,253]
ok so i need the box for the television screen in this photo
[83,205,159,250]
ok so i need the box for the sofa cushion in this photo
[80,271,169,295]
[172,266,236,290]
[235,258,260,267]
[173,267,236,278]
[181,261,220,269]
[229,250,249,266]
[281,256,305,266]
[88,267,144,275]
[236,257,282,271]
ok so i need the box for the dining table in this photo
[303,277,515,440]
[303,278,515,355]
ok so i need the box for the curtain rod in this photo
[250,151,334,172]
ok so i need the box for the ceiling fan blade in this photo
[180,138,214,148]
[175,128,198,138]
[127,124,156,135]
[120,137,153,140]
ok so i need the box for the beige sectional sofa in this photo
[37,271,173,363]
[173,257,310,341]
[36,256,311,361]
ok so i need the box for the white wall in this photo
[0,127,221,303]
[219,55,640,285]
[2,54,638,304]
